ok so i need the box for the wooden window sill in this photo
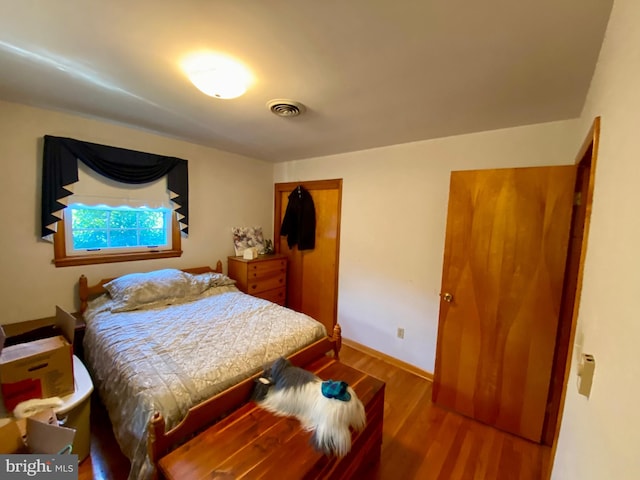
[53,249,182,267]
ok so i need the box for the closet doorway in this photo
[274,179,342,334]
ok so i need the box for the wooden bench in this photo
[156,356,385,479]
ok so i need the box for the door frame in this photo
[544,117,600,472]
[273,178,343,331]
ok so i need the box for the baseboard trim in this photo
[342,338,433,382]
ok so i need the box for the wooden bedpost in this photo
[332,323,342,360]
[149,412,167,465]
[216,260,223,273]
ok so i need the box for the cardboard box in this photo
[0,409,75,454]
[0,418,26,454]
[0,307,75,412]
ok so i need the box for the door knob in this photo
[441,292,453,303]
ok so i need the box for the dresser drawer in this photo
[255,287,286,306]
[248,259,287,280]
[247,273,285,294]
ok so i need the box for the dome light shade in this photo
[183,54,251,99]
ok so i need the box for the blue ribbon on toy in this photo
[321,380,351,401]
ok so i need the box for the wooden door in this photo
[432,165,576,442]
[274,179,342,334]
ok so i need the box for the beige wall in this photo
[552,0,640,478]
[275,119,584,373]
[0,100,273,323]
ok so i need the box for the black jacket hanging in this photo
[281,185,316,250]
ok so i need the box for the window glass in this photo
[65,204,171,256]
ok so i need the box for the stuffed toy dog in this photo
[252,357,366,457]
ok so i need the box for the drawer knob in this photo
[251,284,257,290]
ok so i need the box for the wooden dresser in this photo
[227,254,287,305]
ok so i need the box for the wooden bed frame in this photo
[77,262,343,472]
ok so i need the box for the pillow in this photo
[185,272,236,296]
[104,269,191,312]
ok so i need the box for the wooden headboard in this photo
[78,260,224,314]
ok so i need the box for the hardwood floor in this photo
[78,345,549,479]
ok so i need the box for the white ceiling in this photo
[0,1,613,162]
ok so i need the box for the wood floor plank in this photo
[79,345,550,479]
[447,423,476,480]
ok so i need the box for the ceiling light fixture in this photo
[182,53,251,100]
[267,99,306,117]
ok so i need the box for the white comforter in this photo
[83,285,326,480]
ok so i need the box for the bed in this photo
[78,262,341,480]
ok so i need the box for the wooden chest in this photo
[157,357,385,479]
[227,254,287,305]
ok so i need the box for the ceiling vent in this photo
[267,99,306,117]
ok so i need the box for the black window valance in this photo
[41,135,189,239]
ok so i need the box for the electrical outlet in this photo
[397,327,405,339]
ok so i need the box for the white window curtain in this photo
[68,162,174,210]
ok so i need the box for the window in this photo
[51,161,183,267]
[65,204,172,255]
[42,136,190,265]
[53,206,182,267]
